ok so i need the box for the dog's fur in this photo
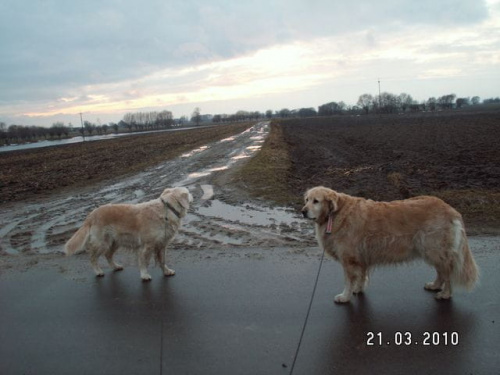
[65,187,193,281]
[302,186,479,303]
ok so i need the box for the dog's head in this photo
[302,186,340,223]
[160,187,193,218]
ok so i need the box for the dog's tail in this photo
[452,219,479,290]
[64,220,91,256]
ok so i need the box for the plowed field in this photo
[278,110,500,233]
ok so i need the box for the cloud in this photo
[0,0,497,125]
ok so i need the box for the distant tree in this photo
[191,107,201,125]
[471,96,480,105]
[265,110,273,119]
[456,97,470,108]
[51,122,67,139]
[157,110,173,128]
[427,97,437,111]
[376,92,398,113]
[357,94,373,114]
[298,107,317,117]
[84,121,95,135]
[318,101,345,116]
[397,93,414,112]
[437,94,456,109]
[483,97,500,104]
[213,114,222,123]
[278,108,291,118]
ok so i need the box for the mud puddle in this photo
[0,122,314,255]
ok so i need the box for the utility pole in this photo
[378,78,382,112]
[79,112,85,141]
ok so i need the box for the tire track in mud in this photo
[0,122,314,255]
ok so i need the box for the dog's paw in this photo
[164,269,176,277]
[141,274,152,282]
[334,294,351,304]
[95,272,105,277]
[113,265,124,272]
[435,291,451,300]
[424,282,442,291]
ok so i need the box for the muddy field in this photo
[0,122,318,261]
[278,110,500,233]
[0,123,251,203]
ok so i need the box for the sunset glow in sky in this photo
[1,0,499,126]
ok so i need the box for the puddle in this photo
[200,185,214,200]
[181,145,209,158]
[196,199,300,227]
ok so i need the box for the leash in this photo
[288,244,326,374]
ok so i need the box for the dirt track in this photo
[0,123,251,203]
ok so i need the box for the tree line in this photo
[1,92,498,146]
[0,110,175,146]
[121,110,174,130]
[207,93,497,122]
[0,122,72,145]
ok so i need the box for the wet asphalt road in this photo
[0,236,498,375]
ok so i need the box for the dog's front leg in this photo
[138,248,153,281]
[334,263,359,303]
[157,248,175,277]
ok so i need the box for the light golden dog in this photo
[65,187,193,281]
[302,186,479,303]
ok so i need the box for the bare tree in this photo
[437,94,456,109]
[191,107,201,125]
[357,94,373,114]
[397,93,414,112]
[456,97,470,108]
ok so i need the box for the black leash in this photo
[288,246,326,374]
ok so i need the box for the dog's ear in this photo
[303,190,310,203]
[161,188,172,198]
[326,190,339,213]
[179,191,191,206]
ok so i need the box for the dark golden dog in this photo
[302,186,479,303]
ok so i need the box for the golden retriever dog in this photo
[65,187,193,281]
[302,186,479,303]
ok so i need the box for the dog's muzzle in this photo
[301,209,308,218]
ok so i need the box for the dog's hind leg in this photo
[89,245,105,277]
[425,260,453,300]
[353,267,369,294]
[435,264,453,300]
[105,243,123,272]
[138,247,153,281]
[424,268,444,292]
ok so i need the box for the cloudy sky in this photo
[1,0,499,126]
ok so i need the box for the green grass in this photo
[230,121,297,205]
